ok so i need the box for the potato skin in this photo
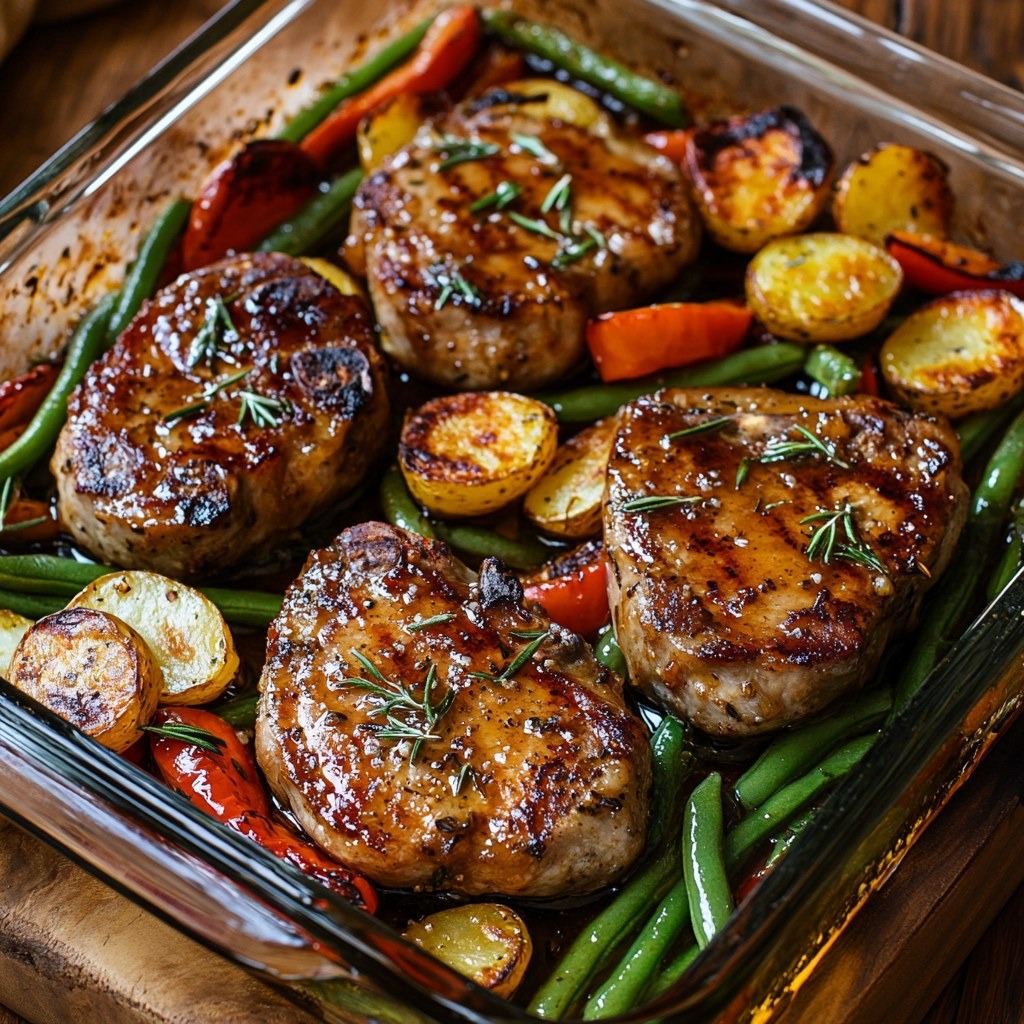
[746,232,903,342]
[403,903,533,998]
[399,391,558,517]
[684,105,833,253]
[67,570,239,706]
[523,418,616,539]
[9,607,161,753]
[0,608,33,678]
[880,290,1024,418]
[832,144,954,248]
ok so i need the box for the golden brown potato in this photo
[9,607,161,752]
[357,93,426,173]
[833,144,954,247]
[0,608,33,678]
[746,232,903,342]
[67,571,239,706]
[403,903,533,998]
[523,418,616,539]
[683,105,833,253]
[880,290,1024,418]
[399,391,558,518]
[496,78,605,129]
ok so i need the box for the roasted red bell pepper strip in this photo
[586,302,753,383]
[886,230,1024,299]
[523,557,609,637]
[300,6,481,167]
[0,498,59,545]
[149,707,377,913]
[0,364,60,445]
[643,129,692,165]
[181,139,320,271]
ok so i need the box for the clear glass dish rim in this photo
[0,1,1023,1021]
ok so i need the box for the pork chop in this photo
[604,387,968,736]
[346,87,700,391]
[256,521,651,897]
[52,253,389,580]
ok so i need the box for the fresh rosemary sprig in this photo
[142,722,226,754]
[163,368,250,425]
[469,180,522,213]
[237,389,291,428]
[434,134,501,171]
[801,502,888,575]
[758,425,850,470]
[512,132,560,166]
[428,263,483,310]
[340,650,454,762]
[541,172,572,215]
[666,416,733,441]
[507,210,563,242]
[469,631,548,686]
[620,495,702,514]
[186,294,238,368]
[406,612,457,632]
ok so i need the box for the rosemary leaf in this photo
[511,132,560,165]
[406,613,457,632]
[667,416,733,441]
[143,722,226,754]
[507,210,562,242]
[435,134,501,170]
[620,495,702,514]
[469,180,522,213]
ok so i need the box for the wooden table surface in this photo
[0,2,1022,1023]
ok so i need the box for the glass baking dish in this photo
[2,1,1024,1021]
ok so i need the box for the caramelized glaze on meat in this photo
[52,253,389,580]
[604,388,968,736]
[256,522,651,897]
[346,89,700,391]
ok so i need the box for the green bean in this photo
[528,717,691,1019]
[594,626,627,677]
[763,808,817,871]
[645,941,699,1000]
[106,199,191,344]
[0,554,282,628]
[432,522,549,571]
[894,406,1024,712]
[0,295,116,486]
[0,588,63,620]
[215,692,259,729]
[803,344,860,397]
[956,390,1024,466]
[275,18,434,144]
[732,687,891,811]
[535,343,805,424]
[582,881,690,1019]
[379,464,436,539]
[683,772,732,948]
[480,9,688,127]
[725,734,877,869]
[987,496,1024,602]
[256,168,363,255]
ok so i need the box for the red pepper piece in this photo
[0,364,60,446]
[300,6,482,168]
[643,128,693,165]
[523,556,609,637]
[149,707,377,913]
[181,139,320,271]
[886,230,1024,299]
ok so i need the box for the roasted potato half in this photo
[0,608,33,678]
[403,903,533,998]
[8,607,161,753]
[497,78,606,129]
[833,144,954,248]
[400,392,558,518]
[746,232,903,342]
[880,290,1024,418]
[357,93,427,173]
[67,571,239,706]
[523,418,616,539]
[684,105,833,253]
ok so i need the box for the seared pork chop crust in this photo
[347,89,700,391]
[256,522,651,897]
[604,388,968,736]
[53,253,389,580]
